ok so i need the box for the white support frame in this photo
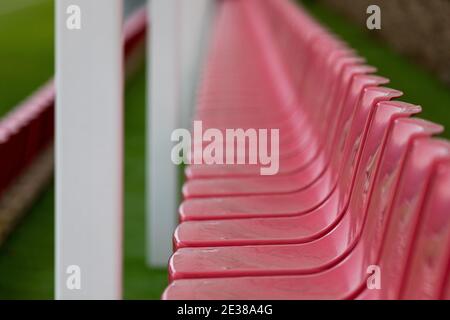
[147,0,215,267]
[56,0,123,299]
[147,0,180,267]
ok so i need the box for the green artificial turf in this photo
[0,186,54,299]
[0,0,54,117]
[122,69,168,300]
[299,0,450,138]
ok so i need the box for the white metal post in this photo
[56,0,123,299]
[147,0,215,267]
[147,0,180,267]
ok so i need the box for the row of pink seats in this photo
[163,0,450,299]
[0,8,147,200]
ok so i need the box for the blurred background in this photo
[0,0,448,299]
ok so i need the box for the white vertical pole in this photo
[56,0,123,299]
[179,0,215,128]
[147,0,215,267]
[147,0,180,267]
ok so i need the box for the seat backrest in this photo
[325,75,389,179]
[400,160,450,299]
[376,138,450,299]
[342,102,422,247]
[318,63,376,158]
[254,0,352,122]
[284,46,360,131]
[359,118,443,266]
[443,267,450,299]
[243,0,301,112]
[345,118,443,299]
[332,85,402,205]
[196,0,279,109]
[260,0,331,89]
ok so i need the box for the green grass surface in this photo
[0,187,54,299]
[123,69,168,300]
[299,0,450,138]
[0,0,54,117]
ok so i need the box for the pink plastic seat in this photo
[400,160,450,299]
[169,108,438,282]
[184,2,359,180]
[184,64,377,197]
[177,1,396,214]
[179,85,401,221]
[174,119,442,249]
[164,138,450,299]
[443,270,450,299]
